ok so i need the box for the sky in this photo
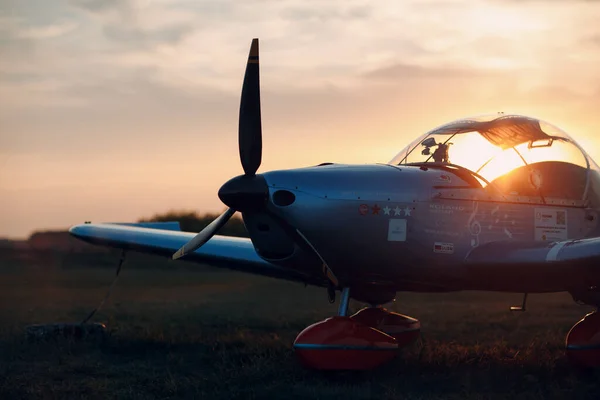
[2,0,600,238]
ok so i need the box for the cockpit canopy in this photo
[390,114,599,204]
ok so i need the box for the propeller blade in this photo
[239,38,262,176]
[172,208,236,260]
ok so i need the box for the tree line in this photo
[139,210,248,237]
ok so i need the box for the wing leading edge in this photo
[69,223,317,285]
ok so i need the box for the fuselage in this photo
[241,162,600,298]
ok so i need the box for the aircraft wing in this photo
[466,238,600,265]
[69,223,318,285]
[464,238,600,292]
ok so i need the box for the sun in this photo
[446,132,522,182]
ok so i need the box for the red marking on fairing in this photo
[372,204,381,215]
[359,204,369,215]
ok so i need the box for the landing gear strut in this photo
[337,287,350,316]
[293,287,421,370]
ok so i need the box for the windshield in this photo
[389,114,598,202]
[390,114,588,181]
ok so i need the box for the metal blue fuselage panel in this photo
[244,163,600,292]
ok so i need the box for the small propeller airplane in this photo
[70,38,600,370]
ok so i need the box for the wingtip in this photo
[68,224,85,238]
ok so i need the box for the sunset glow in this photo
[2,0,600,238]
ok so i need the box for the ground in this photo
[0,251,599,399]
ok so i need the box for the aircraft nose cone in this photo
[218,174,269,212]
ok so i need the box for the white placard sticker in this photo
[534,208,568,241]
[388,219,407,241]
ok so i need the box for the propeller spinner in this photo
[172,38,268,260]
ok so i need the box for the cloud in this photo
[102,22,193,46]
[0,67,238,156]
[363,63,497,81]
[280,5,371,21]
[16,21,78,39]
[70,0,197,48]
[70,0,123,13]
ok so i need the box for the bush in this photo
[139,210,248,237]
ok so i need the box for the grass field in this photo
[1,251,599,399]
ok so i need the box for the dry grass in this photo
[0,251,599,399]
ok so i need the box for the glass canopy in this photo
[389,114,599,203]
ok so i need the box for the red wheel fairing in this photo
[566,311,600,368]
[293,317,399,370]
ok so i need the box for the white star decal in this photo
[403,206,412,217]
[394,206,402,216]
[383,206,391,215]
